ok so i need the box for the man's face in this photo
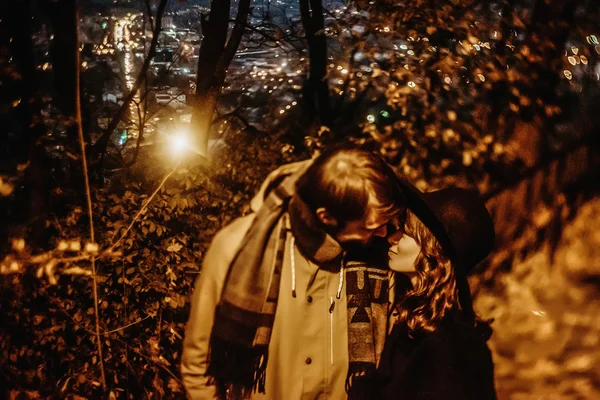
[333,205,403,249]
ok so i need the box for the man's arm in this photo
[181,216,254,399]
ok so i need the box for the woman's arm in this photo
[379,327,497,400]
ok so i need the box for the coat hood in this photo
[250,159,314,213]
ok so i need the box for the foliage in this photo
[0,177,15,197]
[0,129,300,398]
[318,0,599,190]
[1,0,599,398]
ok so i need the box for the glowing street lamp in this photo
[168,130,204,158]
[170,132,189,156]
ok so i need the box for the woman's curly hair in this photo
[396,209,493,339]
[395,210,459,336]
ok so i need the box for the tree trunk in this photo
[6,0,47,244]
[5,0,37,161]
[191,0,252,156]
[299,0,332,126]
[41,0,94,188]
[47,0,78,136]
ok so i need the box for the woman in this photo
[377,187,497,400]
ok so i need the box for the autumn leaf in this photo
[167,242,183,253]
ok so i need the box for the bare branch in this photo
[93,0,170,156]
[74,5,106,390]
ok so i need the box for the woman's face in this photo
[388,211,428,276]
[388,235,421,273]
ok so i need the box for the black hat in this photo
[399,183,496,275]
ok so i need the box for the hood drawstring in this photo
[290,235,345,300]
[290,236,297,298]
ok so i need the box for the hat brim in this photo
[396,179,456,261]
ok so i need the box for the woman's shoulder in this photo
[382,309,495,372]
[428,311,490,341]
[378,312,497,400]
[417,311,494,363]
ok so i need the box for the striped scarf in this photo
[206,162,391,398]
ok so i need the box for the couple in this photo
[181,147,497,400]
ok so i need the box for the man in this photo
[182,146,419,399]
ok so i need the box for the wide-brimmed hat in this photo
[398,182,496,275]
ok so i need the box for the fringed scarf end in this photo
[346,362,377,400]
[206,336,268,399]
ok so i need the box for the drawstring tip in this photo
[290,236,297,299]
[336,261,344,300]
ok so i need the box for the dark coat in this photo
[377,310,497,400]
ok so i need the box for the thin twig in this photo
[49,297,97,336]
[156,307,163,345]
[74,2,106,390]
[112,336,184,386]
[121,259,131,399]
[103,315,151,335]
[103,162,180,255]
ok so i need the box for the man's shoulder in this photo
[210,214,255,255]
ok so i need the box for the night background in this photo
[1,0,599,398]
